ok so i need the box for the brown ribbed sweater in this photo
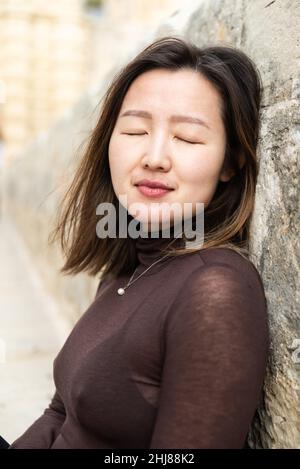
[9,233,269,449]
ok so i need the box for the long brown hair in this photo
[48,35,263,279]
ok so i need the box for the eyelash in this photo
[122,133,201,145]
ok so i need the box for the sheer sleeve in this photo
[9,390,66,449]
[150,262,269,449]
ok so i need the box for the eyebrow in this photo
[119,109,211,130]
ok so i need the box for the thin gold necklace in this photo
[117,253,170,296]
[117,233,182,296]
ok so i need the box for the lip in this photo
[136,185,172,198]
[135,179,174,190]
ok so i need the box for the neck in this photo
[134,221,185,267]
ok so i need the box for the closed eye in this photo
[122,133,146,136]
[122,133,202,145]
[174,137,201,145]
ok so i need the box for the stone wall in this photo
[2,0,299,448]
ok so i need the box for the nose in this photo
[140,133,171,171]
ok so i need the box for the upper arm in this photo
[150,263,269,449]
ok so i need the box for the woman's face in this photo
[108,68,234,232]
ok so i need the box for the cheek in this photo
[180,151,221,183]
[108,138,131,186]
[177,149,224,201]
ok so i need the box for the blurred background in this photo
[0,0,193,443]
[0,0,299,449]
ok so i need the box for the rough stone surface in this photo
[2,0,299,448]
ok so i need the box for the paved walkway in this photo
[0,215,71,444]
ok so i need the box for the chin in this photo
[129,211,173,231]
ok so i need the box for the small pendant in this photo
[117,287,125,296]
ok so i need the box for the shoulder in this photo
[94,273,114,300]
[197,245,259,273]
[165,246,268,334]
[192,246,267,299]
[162,246,270,365]
[174,245,264,285]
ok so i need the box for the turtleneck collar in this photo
[134,223,186,267]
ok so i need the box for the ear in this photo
[219,167,236,182]
[219,152,245,182]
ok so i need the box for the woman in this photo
[9,36,269,449]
